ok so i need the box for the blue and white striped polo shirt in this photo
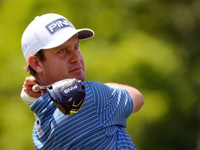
[30,81,136,150]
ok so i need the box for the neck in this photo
[41,89,48,95]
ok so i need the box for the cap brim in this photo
[43,28,94,49]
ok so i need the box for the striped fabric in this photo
[30,81,136,150]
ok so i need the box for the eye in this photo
[60,49,66,52]
[59,48,68,53]
[58,48,68,56]
[74,45,79,50]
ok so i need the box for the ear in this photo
[28,55,43,73]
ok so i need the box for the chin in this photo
[74,75,85,82]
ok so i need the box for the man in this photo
[21,13,144,150]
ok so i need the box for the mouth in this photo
[69,67,83,73]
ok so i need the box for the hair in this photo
[24,50,45,83]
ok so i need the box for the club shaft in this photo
[32,85,47,92]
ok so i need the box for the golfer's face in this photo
[39,35,85,85]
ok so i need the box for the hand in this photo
[22,76,41,98]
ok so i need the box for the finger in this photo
[26,88,41,98]
[24,76,37,87]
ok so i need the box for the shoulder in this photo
[84,81,113,91]
[30,93,55,114]
[84,81,115,98]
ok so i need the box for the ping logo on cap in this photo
[45,18,74,34]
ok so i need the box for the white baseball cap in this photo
[21,13,94,63]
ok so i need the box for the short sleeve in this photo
[88,81,133,128]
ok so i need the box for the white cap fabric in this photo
[21,13,94,63]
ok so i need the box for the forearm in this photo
[105,83,144,113]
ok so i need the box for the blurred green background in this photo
[0,0,199,149]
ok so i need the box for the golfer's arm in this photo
[105,83,144,113]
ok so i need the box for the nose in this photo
[69,50,81,64]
